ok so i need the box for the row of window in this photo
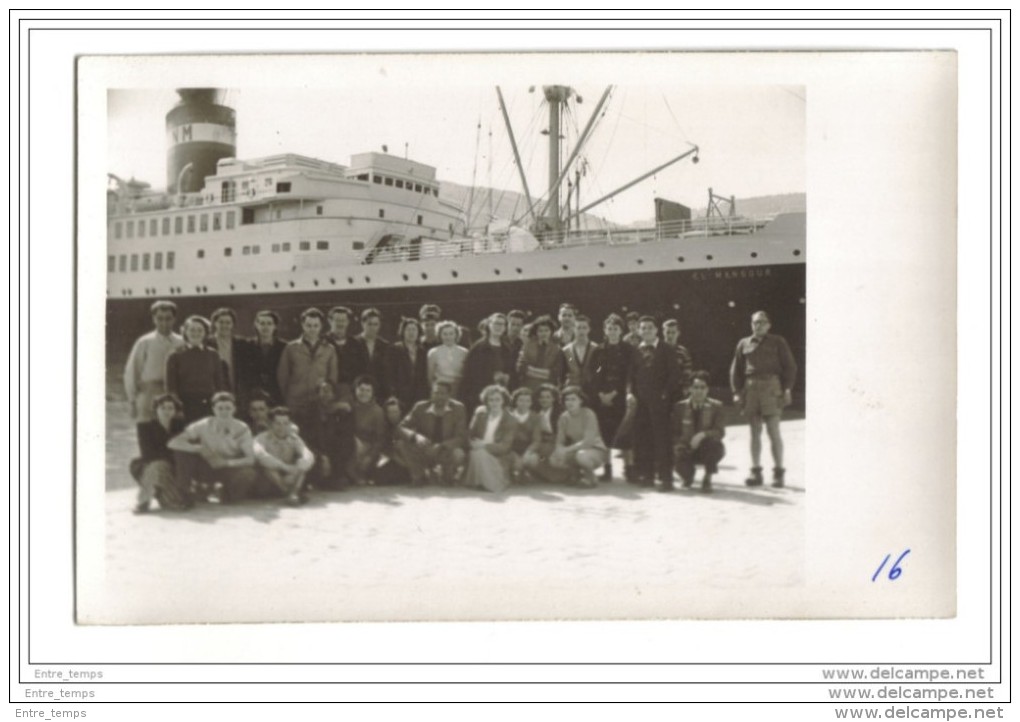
[108,251,176,273]
[112,210,237,240]
[108,240,343,272]
[355,173,438,196]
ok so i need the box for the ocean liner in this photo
[105,87,805,391]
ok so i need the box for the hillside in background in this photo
[439,180,805,230]
[439,179,619,230]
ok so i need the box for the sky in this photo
[108,84,804,226]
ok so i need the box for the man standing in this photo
[124,300,184,422]
[730,310,797,487]
[627,315,679,491]
[419,304,443,352]
[325,305,358,403]
[277,308,339,435]
[207,307,244,393]
[622,311,642,347]
[236,309,287,408]
[506,309,527,360]
[671,371,726,493]
[349,307,391,400]
[553,303,578,347]
[398,380,468,486]
[661,318,694,405]
[563,314,599,398]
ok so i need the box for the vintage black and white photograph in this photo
[85,53,824,624]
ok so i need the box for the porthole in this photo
[364,276,371,283]
[494,269,501,275]
[402,274,409,281]
[677,256,685,263]
[750,252,758,258]
[598,261,605,268]
[451,270,459,278]
[793,249,802,256]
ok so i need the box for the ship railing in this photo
[358,216,772,264]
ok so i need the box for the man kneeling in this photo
[671,371,726,493]
[167,391,258,504]
[253,406,315,505]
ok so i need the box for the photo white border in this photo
[15,11,1003,706]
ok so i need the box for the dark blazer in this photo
[398,399,468,452]
[460,339,517,408]
[348,335,392,400]
[627,341,679,405]
[671,397,726,448]
[204,336,247,391]
[388,342,430,413]
[166,345,228,400]
[136,417,186,462]
[467,408,517,457]
[563,340,600,395]
[235,337,287,405]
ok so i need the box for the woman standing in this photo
[388,317,430,412]
[165,315,228,423]
[426,321,469,399]
[463,385,517,493]
[460,312,516,409]
[551,386,609,488]
[516,315,565,392]
[589,313,633,481]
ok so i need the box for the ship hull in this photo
[106,260,805,402]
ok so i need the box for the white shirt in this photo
[482,413,501,444]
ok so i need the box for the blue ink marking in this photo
[873,549,911,581]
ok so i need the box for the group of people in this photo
[122,299,797,513]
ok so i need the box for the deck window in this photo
[395,179,404,189]
[167,251,175,269]
[378,209,385,218]
[356,173,369,181]
[138,220,146,238]
[118,255,127,272]
[417,215,423,225]
[252,245,260,255]
[174,217,183,235]
[299,241,310,251]
[424,187,432,196]
[276,182,291,193]
[162,217,170,235]
[226,211,236,229]
[373,175,382,184]
[384,177,393,187]
[149,218,157,236]
[316,241,329,250]
[414,184,422,193]
[142,253,150,271]
[154,252,163,270]
[243,246,250,255]
[200,214,209,232]
[187,215,195,233]
[197,249,205,259]
[224,247,232,257]
[107,256,115,272]
[130,254,139,271]
[282,242,291,252]
[114,222,122,239]
[221,180,236,203]
[213,212,222,231]
[316,205,323,215]
[272,243,280,253]
[352,241,365,251]
[242,208,255,225]
[125,221,134,239]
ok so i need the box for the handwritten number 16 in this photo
[872,549,910,582]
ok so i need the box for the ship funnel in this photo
[166,87,236,193]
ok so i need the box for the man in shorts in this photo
[729,310,797,487]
